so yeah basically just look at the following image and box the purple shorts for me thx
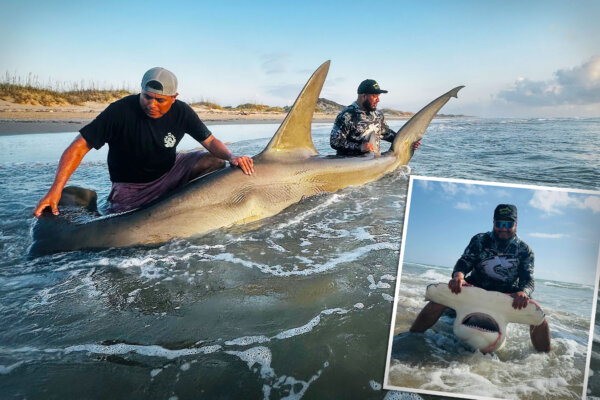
[107,150,205,213]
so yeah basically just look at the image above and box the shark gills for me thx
[30,61,463,255]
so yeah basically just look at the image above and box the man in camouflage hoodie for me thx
[410,204,551,352]
[330,79,420,156]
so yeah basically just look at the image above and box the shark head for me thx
[425,283,545,353]
[454,312,504,353]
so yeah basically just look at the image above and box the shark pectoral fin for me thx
[391,86,464,162]
[504,299,546,326]
[226,183,305,223]
[255,61,330,162]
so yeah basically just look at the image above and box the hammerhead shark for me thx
[30,61,463,255]
[426,283,546,353]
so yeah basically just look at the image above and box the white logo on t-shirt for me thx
[164,132,176,148]
[480,255,519,282]
[360,123,379,140]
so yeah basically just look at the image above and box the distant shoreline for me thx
[0,100,468,135]
[0,116,340,135]
[0,114,472,135]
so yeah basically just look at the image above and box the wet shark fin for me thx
[390,86,464,164]
[256,61,330,161]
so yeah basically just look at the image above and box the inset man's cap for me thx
[494,204,517,221]
[141,67,178,96]
[357,79,388,94]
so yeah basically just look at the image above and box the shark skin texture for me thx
[30,61,463,255]
[426,283,546,353]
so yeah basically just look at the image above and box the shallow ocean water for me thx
[0,118,599,399]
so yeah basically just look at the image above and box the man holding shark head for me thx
[34,67,253,217]
[410,204,551,352]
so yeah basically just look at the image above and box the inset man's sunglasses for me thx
[494,220,515,229]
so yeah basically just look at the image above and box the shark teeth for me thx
[462,313,500,333]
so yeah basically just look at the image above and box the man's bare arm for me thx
[201,135,254,175]
[33,135,92,217]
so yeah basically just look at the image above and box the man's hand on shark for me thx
[361,142,375,153]
[449,271,471,294]
[510,291,529,310]
[361,140,420,154]
[230,156,254,175]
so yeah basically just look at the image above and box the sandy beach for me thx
[0,99,342,135]
[0,98,426,135]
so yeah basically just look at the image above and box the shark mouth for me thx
[461,313,501,333]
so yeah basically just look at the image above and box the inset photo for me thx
[384,176,600,400]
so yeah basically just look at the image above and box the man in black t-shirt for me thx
[34,67,253,216]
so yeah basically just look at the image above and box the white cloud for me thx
[264,83,303,102]
[438,182,487,198]
[529,233,568,239]
[417,180,432,191]
[464,184,486,195]
[440,182,459,195]
[583,196,600,213]
[455,201,473,210]
[497,56,600,106]
[529,191,600,215]
[493,189,510,198]
[260,53,290,74]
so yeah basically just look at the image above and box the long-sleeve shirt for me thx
[452,231,535,296]
[330,102,396,156]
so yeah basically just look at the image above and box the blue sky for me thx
[2,1,599,117]
[402,177,600,285]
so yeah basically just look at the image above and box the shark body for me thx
[30,62,463,255]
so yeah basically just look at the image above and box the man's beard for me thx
[361,99,376,112]
[493,230,516,244]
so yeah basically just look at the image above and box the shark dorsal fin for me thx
[256,61,330,161]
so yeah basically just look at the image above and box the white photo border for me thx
[382,175,600,400]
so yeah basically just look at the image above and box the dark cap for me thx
[141,67,178,96]
[357,79,388,94]
[494,204,517,221]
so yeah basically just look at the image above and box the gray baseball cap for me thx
[141,67,178,96]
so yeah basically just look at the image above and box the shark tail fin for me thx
[255,61,330,161]
[390,86,464,164]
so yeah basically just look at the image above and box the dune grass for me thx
[190,101,226,110]
[1,73,418,117]
[228,103,286,113]
[191,101,286,113]
[0,72,132,106]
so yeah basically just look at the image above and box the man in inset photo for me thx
[409,203,551,353]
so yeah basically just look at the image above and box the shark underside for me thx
[426,283,546,353]
[30,61,463,255]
